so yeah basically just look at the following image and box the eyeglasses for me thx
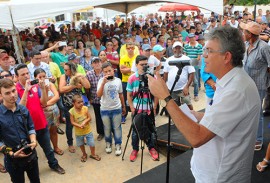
[127,47,135,50]
[203,47,224,56]
[106,44,113,46]
[0,74,12,79]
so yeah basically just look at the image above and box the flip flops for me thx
[81,155,87,162]
[54,149,64,156]
[89,155,101,161]
[256,158,269,172]
[68,146,76,153]
[0,164,7,173]
[57,127,65,135]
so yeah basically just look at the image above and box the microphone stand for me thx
[166,67,183,183]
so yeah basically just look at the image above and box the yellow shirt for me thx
[119,54,138,82]
[49,62,61,89]
[69,106,91,136]
[119,44,140,58]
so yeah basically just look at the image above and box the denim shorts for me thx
[76,132,95,147]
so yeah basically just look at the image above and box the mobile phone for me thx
[45,78,50,86]
[30,79,39,85]
[107,76,114,80]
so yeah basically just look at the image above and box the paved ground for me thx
[1,87,206,183]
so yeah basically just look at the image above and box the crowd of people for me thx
[0,5,270,182]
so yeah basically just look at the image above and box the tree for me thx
[226,0,270,6]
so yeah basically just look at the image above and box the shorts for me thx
[76,132,95,147]
[171,90,192,106]
[43,104,60,126]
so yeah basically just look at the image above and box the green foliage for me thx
[228,0,270,6]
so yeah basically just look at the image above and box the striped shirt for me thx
[126,72,153,114]
[243,39,270,90]
[183,42,203,59]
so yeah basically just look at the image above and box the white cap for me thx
[59,41,67,47]
[172,41,183,49]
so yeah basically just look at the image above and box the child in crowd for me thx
[97,62,126,156]
[69,94,101,162]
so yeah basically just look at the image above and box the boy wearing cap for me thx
[0,49,15,75]
[241,21,270,151]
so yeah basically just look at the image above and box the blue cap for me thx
[142,44,152,51]
[68,53,77,61]
[152,45,164,52]
[188,33,195,38]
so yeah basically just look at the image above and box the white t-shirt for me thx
[191,67,260,183]
[229,21,239,28]
[97,77,123,110]
[131,55,160,74]
[163,55,194,91]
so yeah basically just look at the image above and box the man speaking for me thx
[147,26,261,182]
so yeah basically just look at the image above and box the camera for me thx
[30,79,39,85]
[107,76,114,80]
[139,65,156,87]
[13,139,32,155]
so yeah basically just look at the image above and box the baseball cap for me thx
[59,41,67,47]
[114,28,121,32]
[148,29,153,33]
[91,57,101,63]
[172,41,183,49]
[240,22,261,35]
[261,20,268,24]
[188,33,195,38]
[142,44,152,51]
[198,34,205,40]
[68,53,77,61]
[105,29,110,33]
[152,45,165,52]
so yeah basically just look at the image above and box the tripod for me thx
[122,78,159,174]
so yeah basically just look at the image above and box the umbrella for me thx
[158,3,200,12]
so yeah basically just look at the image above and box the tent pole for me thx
[253,0,257,21]
[9,6,23,64]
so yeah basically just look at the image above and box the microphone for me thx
[168,60,190,68]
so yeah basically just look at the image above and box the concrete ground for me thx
[1,87,206,183]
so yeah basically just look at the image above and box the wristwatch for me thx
[160,95,173,108]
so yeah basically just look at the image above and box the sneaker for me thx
[130,150,138,162]
[121,116,126,124]
[51,164,65,174]
[194,96,199,102]
[105,142,112,154]
[149,148,159,161]
[115,144,122,156]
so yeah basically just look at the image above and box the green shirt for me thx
[50,52,68,74]
[77,64,86,93]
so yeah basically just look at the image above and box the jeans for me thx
[193,66,199,97]
[122,82,129,117]
[257,89,266,143]
[92,103,104,135]
[5,153,40,183]
[101,108,122,145]
[36,127,58,169]
[63,106,73,146]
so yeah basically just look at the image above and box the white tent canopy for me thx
[95,0,223,15]
[0,0,97,30]
[0,0,223,30]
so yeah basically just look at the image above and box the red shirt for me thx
[105,49,119,69]
[16,82,48,130]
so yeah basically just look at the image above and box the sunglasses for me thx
[127,47,135,50]
[0,74,12,79]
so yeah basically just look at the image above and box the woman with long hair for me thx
[76,40,86,57]
[59,62,90,153]
[34,68,64,155]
